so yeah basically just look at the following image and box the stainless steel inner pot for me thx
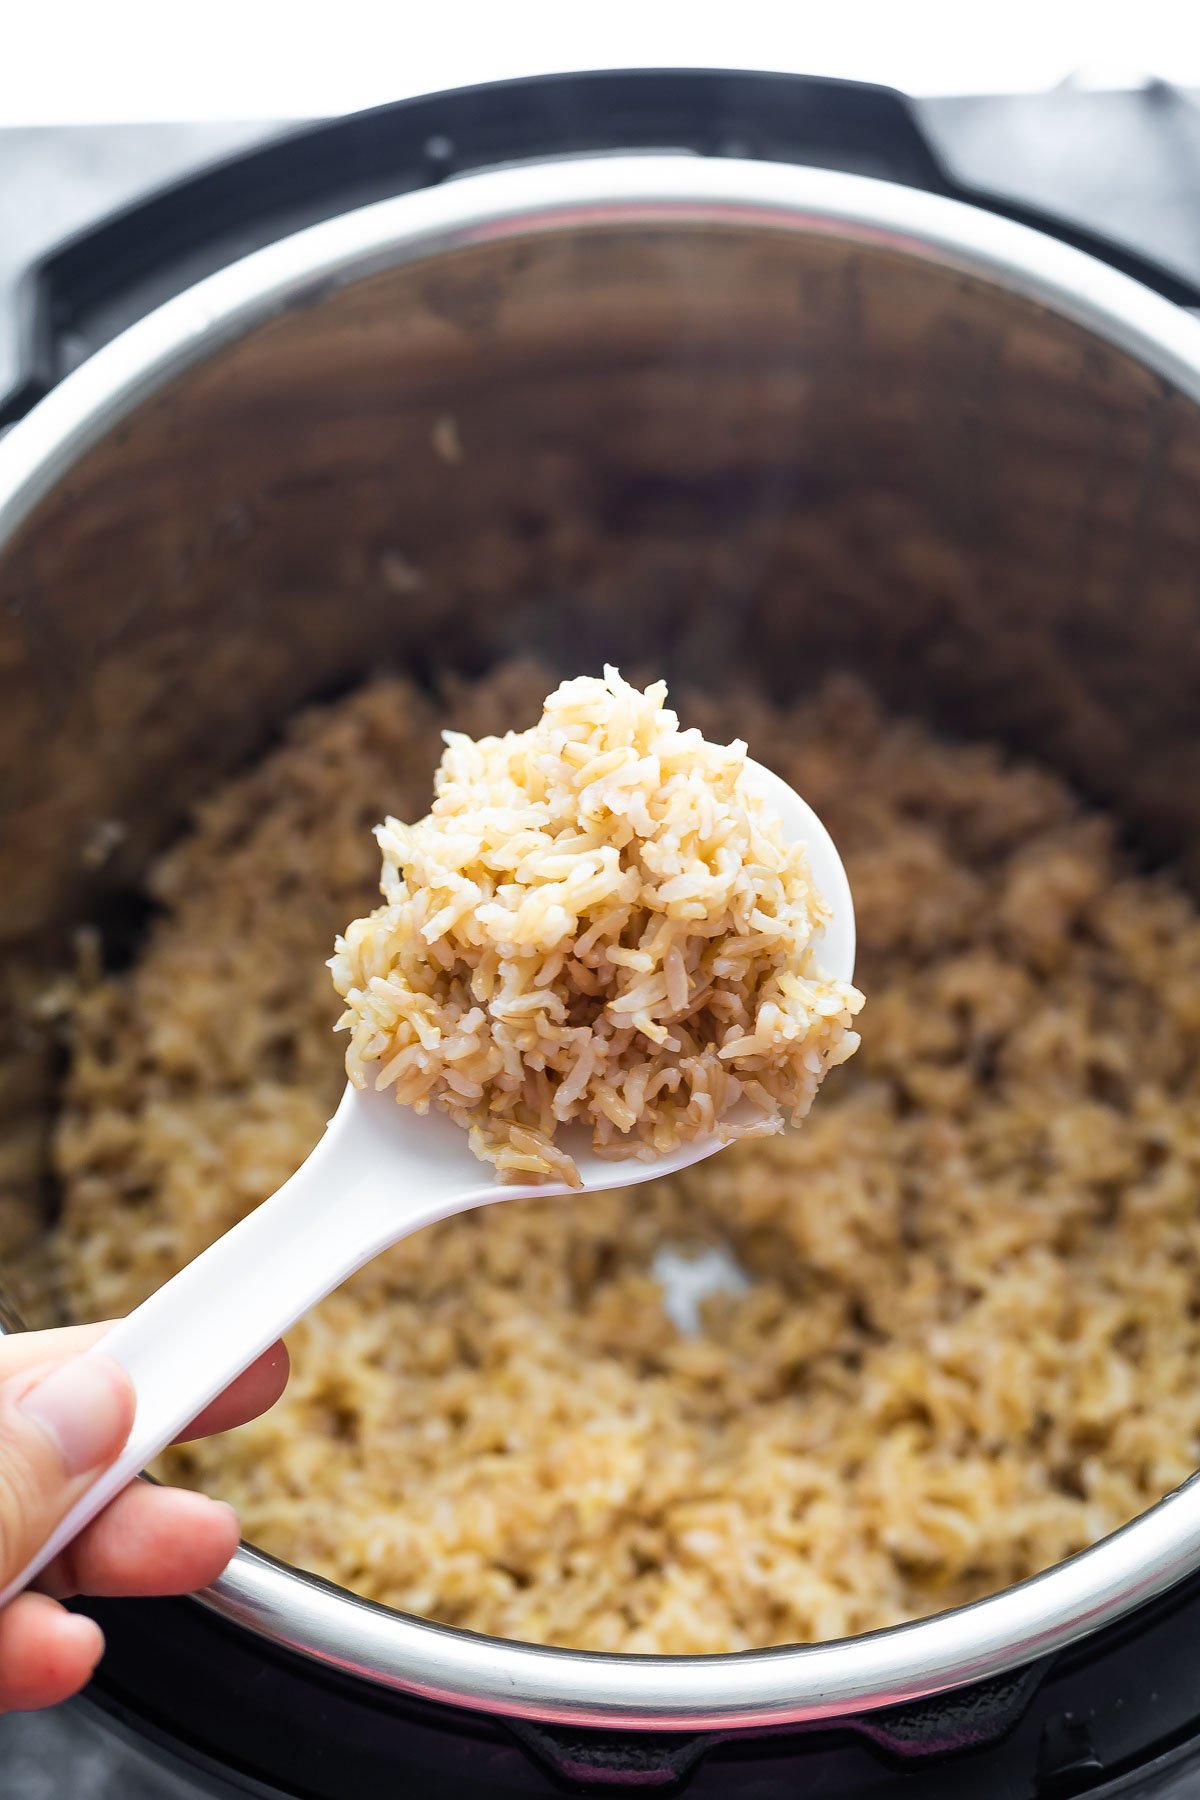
[3,156,1200,1732]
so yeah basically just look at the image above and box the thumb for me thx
[0,1354,135,1592]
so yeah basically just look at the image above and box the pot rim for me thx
[4,152,1200,1731]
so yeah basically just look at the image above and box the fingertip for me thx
[154,1487,242,1582]
[90,1352,138,1446]
[14,1351,136,1478]
[62,1610,105,1675]
[177,1339,291,1442]
[170,1487,239,1528]
[259,1340,291,1403]
[203,1496,242,1557]
[186,1494,242,1589]
[39,1606,105,1703]
[0,1593,105,1712]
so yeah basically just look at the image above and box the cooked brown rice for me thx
[331,668,861,1186]
[48,661,1200,1653]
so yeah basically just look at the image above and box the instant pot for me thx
[4,70,1200,1798]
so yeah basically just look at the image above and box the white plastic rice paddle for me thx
[0,761,854,1610]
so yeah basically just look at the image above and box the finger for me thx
[0,1322,110,1375]
[178,1339,290,1440]
[0,1355,135,1589]
[37,1484,240,1600]
[0,1325,289,1442]
[0,1591,103,1714]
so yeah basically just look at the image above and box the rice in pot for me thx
[43,660,1200,1653]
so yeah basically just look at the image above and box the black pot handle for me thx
[506,1660,1050,1790]
[4,67,1199,431]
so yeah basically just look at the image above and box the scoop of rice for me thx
[330,669,863,1184]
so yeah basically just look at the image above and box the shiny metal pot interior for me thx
[3,157,1200,1730]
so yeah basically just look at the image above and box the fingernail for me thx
[173,1491,241,1536]
[64,1613,106,1673]
[18,1355,133,1476]
[205,1497,242,1554]
[211,1499,240,1536]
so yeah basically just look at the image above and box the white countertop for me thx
[1,0,1198,125]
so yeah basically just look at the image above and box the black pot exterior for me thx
[75,1566,1200,1795]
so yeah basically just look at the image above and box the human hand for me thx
[0,1320,288,1713]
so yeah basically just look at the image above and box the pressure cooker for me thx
[3,71,1200,1797]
